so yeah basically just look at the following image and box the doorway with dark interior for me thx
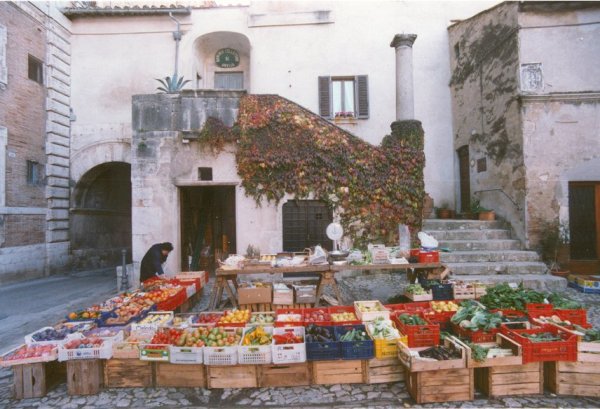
[569,182,600,274]
[457,145,470,214]
[180,186,236,275]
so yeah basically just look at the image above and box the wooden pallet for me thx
[476,363,542,397]
[104,359,154,388]
[206,365,258,389]
[257,363,311,387]
[406,368,474,404]
[155,363,206,388]
[311,360,367,385]
[365,357,405,384]
[66,360,104,396]
[12,361,65,400]
[545,361,600,397]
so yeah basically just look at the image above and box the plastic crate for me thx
[203,327,241,366]
[305,325,341,361]
[365,321,405,359]
[246,312,276,327]
[451,322,499,343]
[354,301,390,322]
[393,313,440,348]
[189,312,223,327]
[139,344,170,362]
[490,308,527,321]
[82,327,126,344]
[334,324,374,360]
[25,327,71,346]
[328,306,361,326]
[500,324,577,364]
[430,283,454,301]
[58,339,112,361]
[0,344,58,367]
[302,308,333,326]
[272,327,306,364]
[422,309,455,331]
[238,326,273,365]
[169,345,203,364]
[130,311,174,332]
[275,308,304,327]
[156,288,187,311]
[554,309,588,326]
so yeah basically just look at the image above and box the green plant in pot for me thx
[540,220,570,276]
[470,199,495,221]
[436,202,452,219]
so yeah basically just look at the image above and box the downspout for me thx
[169,12,182,78]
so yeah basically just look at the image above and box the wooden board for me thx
[257,363,311,387]
[366,358,405,384]
[475,363,542,397]
[545,361,600,397]
[67,360,104,396]
[206,365,258,389]
[406,368,474,404]
[155,363,205,388]
[12,361,65,400]
[104,359,154,388]
[311,360,366,385]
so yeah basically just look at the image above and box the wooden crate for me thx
[457,333,523,369]
[12,361,65,399]
[66,360,104,396]
[206,365,258,389]
[155,363,206,388]
[399,336,466,372]
[475,362,542,397]
[545,361,600,397]
[257,363,311,387]
[406,368,474,404]
[365,357,405,384]
[311,360,366,385]
[104,359,154,388]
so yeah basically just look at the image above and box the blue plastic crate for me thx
[305,325,341,361]
[568,281,600,294]
[334,324,374,360]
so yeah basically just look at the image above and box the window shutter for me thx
[318,76,332,118]
[355,75,369,119]
[0,25,7,87]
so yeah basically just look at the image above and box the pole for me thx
[121,248,128,291]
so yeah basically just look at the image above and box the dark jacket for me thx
[140,244,168,282]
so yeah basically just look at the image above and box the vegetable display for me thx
[218,309,251,325]
[521,332,562,343]
[479,283,545,311]
[306,325,335,342]
[547,293,583,310]
[465,341,514,362]
[451,303,503,332]
[242,326,272,346]
[331,311,358,322]
[579,326,600,343]
[367,317,401,340]
[397,313,427,326]
[418,345,461,361]
[339,328,369,342]
[405,284,427,295]
[273,332,303,345]
[430,301,459,312]
[249,313,275,325]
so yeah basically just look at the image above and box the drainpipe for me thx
[169,12,182,78]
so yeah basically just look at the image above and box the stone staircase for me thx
[422,219,566,291]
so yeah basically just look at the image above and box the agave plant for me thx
[155,74,190,93]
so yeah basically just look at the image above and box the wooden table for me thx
[209,262,444,309]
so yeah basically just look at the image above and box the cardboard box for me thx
[294,284,317,304]
[238,283,272,305]
[273,284,294,305]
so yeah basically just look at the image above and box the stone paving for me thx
[1,278,600,408]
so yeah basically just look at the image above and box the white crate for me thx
[130,311,173,332]
[238,327,273,365]
[83,328,125,344]
[169,345,203,364]
[247,312,276,327]
[203,327,240,366]
[354,301,390,322]
[25,327,69,346]
[272,327,306,364]
[185,285,196,299]
[139,344,170,362]
[58,339,112,361]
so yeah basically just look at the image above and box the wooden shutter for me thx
[355,75,369,119]
[0,25,7,87]
[318,76,332,118]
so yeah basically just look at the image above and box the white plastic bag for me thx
[417,232,439,249]
[309,245,328,265]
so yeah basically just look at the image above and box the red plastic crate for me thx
[156,288,187,311]
[500,324,577,364]
[418,251,440,263]
[490,308,527,321]
[451,322,499,343]
[302,308,333,326]
[328,306,361,326]
[275,308,305,327]
[554,309,588,326]
[384,303,408,313]
[393,312,440,348]
[403,301,432,312]
[422,308,455,328]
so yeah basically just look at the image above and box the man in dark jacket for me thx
[140,242,174,282]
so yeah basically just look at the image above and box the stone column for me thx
[390,34,417,120]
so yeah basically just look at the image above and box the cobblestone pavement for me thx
[1,280,600,408]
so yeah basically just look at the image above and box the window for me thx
[282,200,333,252]
[28,55,43,84]
[0,25,7,87]
[214,72,243,90]
[318,75,369,120]
[26,160,43,186]
[198,167,213,181]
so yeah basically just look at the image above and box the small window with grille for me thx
[282,200,333,252]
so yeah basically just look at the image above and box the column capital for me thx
[390,34,417,49]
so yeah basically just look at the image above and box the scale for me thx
[326,222,348,259]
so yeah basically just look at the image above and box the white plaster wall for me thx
[70,1,500,208]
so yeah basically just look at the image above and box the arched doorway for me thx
[70,162,132,270]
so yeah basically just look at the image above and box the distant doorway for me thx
[569,182,600,273]
[282,200,333,252]
[180,186,236,273]
[457,145,470,213]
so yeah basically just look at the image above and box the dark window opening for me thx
[477,158,487,173]
[26,160,43,186]
[28,55,43,84]
[454,43,460,59]
[569,183,598,260]
[282,200,333,252]
[198,167,213,181]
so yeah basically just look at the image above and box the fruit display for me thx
[242,326,272,346]
[273,331,304,345]
[430,301,459,312]
[83,327,125,340]
[303,309,331,323]
[276,313,303,323]
[64,337,104,350]
[306,324,334,342]
[218,309,251,325]
[204,327,243,347]
[171,315,191,328]
[248,313,275,325]
[174,328,210,347]
[102,299,153,326]
[405,284,427,295]
[1,344,56,364]
[137,312,173,326]
[355,301,387,313]
[141,287,182,305]
[331,311,358,322]
[67,310,101,321]
[366,317,401,340]
[28,326,79,343]
[149,328,184,345]
[190,312,223,325]
[397,313,427,326]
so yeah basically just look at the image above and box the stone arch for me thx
[71,140,131,189]
[193,31,251,90]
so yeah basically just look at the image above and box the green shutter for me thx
[318,76,332,118]
[355,75,369,119]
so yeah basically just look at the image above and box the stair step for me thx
[423,219,506,231]
[446,261,548,276]
[450,274,567,292]
[441,250,540,263]
[425,229,511,241]
[437,239,522,251]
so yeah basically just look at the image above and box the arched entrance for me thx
[70,162,132,270]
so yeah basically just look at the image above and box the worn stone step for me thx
[450,274,567,292]
[437,239,522,251]
[424,229,511,241]
[440,250,541,263]
[422,219,506,231]
[446,261,548,276]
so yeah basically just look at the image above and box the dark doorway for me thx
[457,145,470,213]
[568,182,600,274]
[180,186,236,274]
[282,200,333,252]
[71,162,132,270]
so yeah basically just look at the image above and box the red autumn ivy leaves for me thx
[199,95,425,247]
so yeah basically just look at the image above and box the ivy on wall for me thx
[198,94,425,247]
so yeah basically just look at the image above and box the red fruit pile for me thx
[3,345,55,361]
[303,309,331,323]
[150,328,183,345]
[64,337,104,350]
